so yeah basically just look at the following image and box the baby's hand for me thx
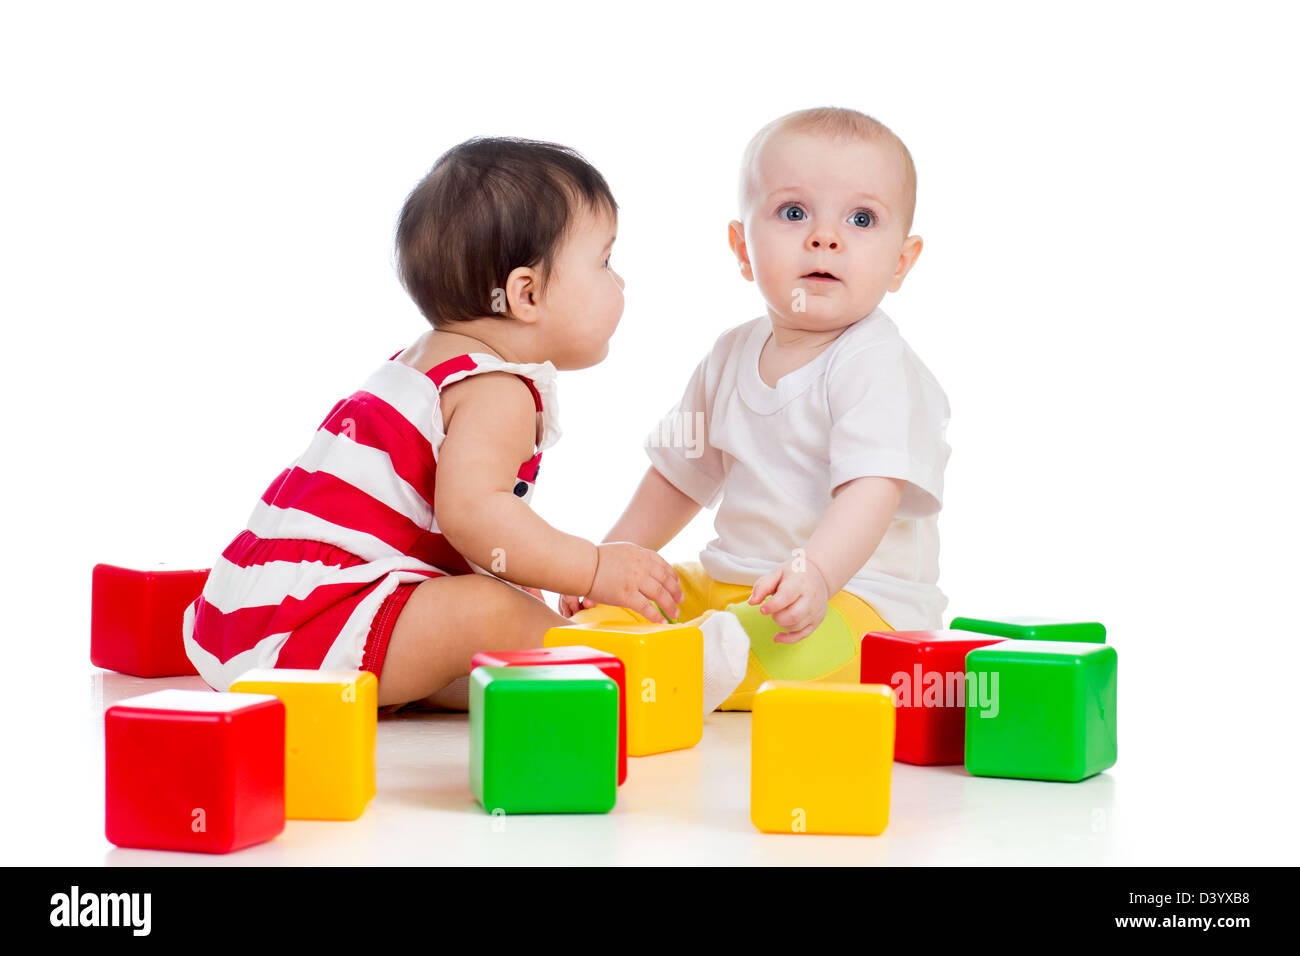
[557,593,594,617]
[584,542,683,624]
[748,557,829,643]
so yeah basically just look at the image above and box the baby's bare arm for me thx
[602,465,703,550]
[434,372,597,595]
[803,476,906,594]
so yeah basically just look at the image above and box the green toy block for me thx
[950,615,1106,643]
[469,664,618,814]
[964,639,1117,782]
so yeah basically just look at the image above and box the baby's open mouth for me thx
[802,271,839,281]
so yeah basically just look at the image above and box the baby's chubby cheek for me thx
[575,323,612,365]
[750,258,799,304]
[765,274,827,318]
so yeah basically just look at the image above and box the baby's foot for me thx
[699,610,751,715]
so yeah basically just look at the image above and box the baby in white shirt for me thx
[561,107,951,711]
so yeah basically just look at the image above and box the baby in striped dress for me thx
[183,137,751,712]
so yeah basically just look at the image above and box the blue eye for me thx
[778,203,806,222]
[849,209,875,228]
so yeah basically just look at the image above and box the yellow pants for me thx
[570,560,893,711]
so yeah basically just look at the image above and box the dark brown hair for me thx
[395,137,618,326]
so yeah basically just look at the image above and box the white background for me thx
[2,0,1297,864]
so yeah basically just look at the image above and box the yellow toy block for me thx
[229,668,377,821]
[544,622,702,756]
[750,681,895,836]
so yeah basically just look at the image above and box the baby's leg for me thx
[377,574,570,709]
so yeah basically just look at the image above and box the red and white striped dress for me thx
[183,349,561,692]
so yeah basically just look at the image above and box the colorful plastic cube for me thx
[91,563,210,677]
[951,615,1105,643]
[750,681,895,836]
[964,639,1118,782]
[861,629,1008,765]
[229,668,377,820]
[105,689,285,853]
[470,664,618,814]
[471,646,627,785]
[544,622,702,756]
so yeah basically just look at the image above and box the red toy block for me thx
[91,563,210,677]
[105,689,285,853]
[471,645,628,786]
[860,630,1007,765]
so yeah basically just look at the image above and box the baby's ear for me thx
[727,219,745,253]
[889,235,924,292]
[904,234,923,264]
[503,264,542,323]
[727,220,752,280]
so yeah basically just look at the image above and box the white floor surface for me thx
[3,668,1294,866]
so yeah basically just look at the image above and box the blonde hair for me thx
[738,107,917,235]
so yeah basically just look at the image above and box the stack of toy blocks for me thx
[543,621,703,756]
[91,563,210,677]
[469,664,619,814]
[471,645,627,785]
[864,615,1117,782]
[750,681,896,835]
[105,689,285,853]
[229,668,378,820]
[947,614,1115,781]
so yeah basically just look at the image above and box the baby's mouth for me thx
[802,271,839,282]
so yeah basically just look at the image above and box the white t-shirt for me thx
[644,307,951,630]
